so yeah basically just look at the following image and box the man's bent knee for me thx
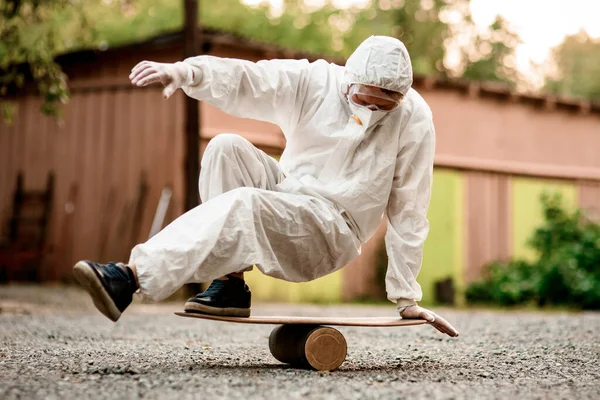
[203,133,252,160]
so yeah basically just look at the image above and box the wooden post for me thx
[182,0,203,296]
[183,0,200,211]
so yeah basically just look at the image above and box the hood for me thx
[343,36,413,96]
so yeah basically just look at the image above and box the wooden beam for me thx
[435,154,600,182]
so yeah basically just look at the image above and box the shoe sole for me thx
[73,261,122,322]
[184,302,251,318]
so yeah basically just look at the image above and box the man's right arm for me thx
[133,56,311,133]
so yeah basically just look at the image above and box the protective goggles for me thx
[348,84,403,111]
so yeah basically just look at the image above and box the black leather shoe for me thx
[184,274,251,317]
[73,260,138,322]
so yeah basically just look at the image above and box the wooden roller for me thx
[175,312,428,370]
[268,324,347,371]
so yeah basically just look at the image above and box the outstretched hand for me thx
[129,61,192,99]
[400,305,459,337]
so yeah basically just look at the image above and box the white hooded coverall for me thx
[129,36,436,310]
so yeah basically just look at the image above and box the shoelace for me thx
[98,262,137,294]
[102,262,130,280]
[202,279,227,297]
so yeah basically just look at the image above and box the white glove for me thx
[129,61,195,99]
[399,304,459,337]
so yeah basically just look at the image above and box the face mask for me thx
[349,102,388,128]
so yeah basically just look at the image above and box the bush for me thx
[466,260,538,306]
[466,194,600,309]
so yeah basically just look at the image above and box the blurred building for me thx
[1,29,599,304]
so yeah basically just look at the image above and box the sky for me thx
[242,0,600,85]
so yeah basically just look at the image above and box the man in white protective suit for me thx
[73,35,459,337]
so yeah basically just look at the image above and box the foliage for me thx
[460,15,520,86]
[86,0,370,58]
[466,194,600,309]
[0,0,91,119]
[465,260,539,306]
[390,0,469,75]
[88,0,183,48]
[201,0,357,57]
[544,31,600,100]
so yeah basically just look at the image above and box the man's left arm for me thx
[384,111,459,337]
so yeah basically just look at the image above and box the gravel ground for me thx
[1,285,599,400]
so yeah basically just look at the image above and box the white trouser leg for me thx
[198,133,284,201]
[199,134,284,274]
[129,134,360,302]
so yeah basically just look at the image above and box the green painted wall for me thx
[511,178,577,261]
[419,169,465,305]
[244,268,343,303]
